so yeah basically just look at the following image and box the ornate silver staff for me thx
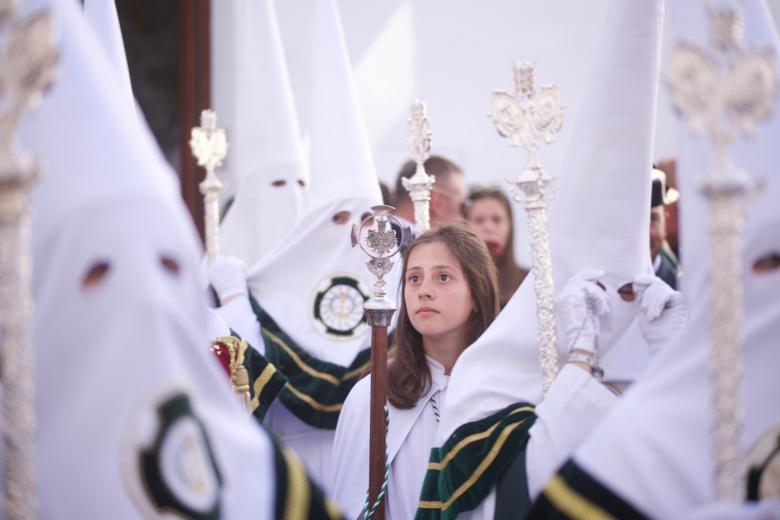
[189,109,228,263]
[0,8,58,519]
[351,206,410,520]
[666,5,778,501]
[402,99,435,235]
[490,61,565,393]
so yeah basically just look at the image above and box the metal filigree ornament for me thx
[189,109,228,263]
[351,205,411,326]
[666,5,778,502]
[402,99,435,235]
[490,61,564,393]
[0,5,58,519]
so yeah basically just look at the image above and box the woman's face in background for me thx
[467,197,511,259]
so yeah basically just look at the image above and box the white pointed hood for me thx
[218,0,308,268]
[572,1,780,515]
[20,0,278,516]
[304,0,382,209]
[438,0,664,444]
[243,0,394,367]
[82,0,133,103]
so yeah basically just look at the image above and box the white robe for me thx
[331,357,448,519]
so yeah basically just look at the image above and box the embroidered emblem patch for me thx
[312,274,369,339]
[124,391,223,519]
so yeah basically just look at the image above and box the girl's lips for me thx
[416,307,439,316]
[485,240,503,257]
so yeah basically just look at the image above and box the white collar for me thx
[426,355,449,391]
[653,253,662,272]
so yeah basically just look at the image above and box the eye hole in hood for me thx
[82,261,111,289]
[753,252,780,274]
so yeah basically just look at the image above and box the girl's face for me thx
[467,197,510,259]
[404,242,475,344]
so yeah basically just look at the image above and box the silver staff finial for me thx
[666,3,778,502]
[351,205,410,312]
[0,6,58,519]
[190,109,228,262]
[402,100,435,235]
[490,61,565,393]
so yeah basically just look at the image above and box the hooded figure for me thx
[217,0,308,268]
[530,1,780,517]
[209,0,398,489]
[19,0,336,517]
[413,2,679,518]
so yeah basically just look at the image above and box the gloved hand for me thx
[208,255,248,305]
[634,274,688,355]
[556,269,610,355]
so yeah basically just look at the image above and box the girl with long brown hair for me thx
[330,222,500,519]
[465,186,529,307]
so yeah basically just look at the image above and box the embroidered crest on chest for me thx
[312,274,369,339]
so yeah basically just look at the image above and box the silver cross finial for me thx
[190,109,228,262]
[402,100,435,235]
[351,205,410,303]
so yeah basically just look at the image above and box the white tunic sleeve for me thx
[330,377,372,519]
[526,363,619,499]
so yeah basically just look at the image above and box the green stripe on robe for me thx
[250,296,377,430]
[416,402,537,519]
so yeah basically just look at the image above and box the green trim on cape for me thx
[416,402,537,519]
[250,296,374,430]
[230,329,288,422]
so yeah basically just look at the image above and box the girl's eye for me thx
[439,273,450,282]
[407,275,420,284]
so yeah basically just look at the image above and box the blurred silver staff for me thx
[490,61,565,393]
[190,108,228,263]
[0,6,58,519]
[666,3,778,501]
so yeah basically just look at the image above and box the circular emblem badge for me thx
[312,274,369,339]
[123,391,223,520]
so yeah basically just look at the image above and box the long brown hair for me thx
[464,187,528,307]
[387,222,500,409]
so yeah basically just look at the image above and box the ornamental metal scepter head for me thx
[190,109,228,262]
[351,205,411,326]
[666,5,778,502]
[0,6,58,519]
[402,99,435,235]
[490,61,564,206]
[490,61,565,393]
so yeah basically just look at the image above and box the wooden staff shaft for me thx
[368,324,388,520]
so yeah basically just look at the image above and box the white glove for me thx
[634,274,688,355]
[556,269,610,355]
[208,255,248,304]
